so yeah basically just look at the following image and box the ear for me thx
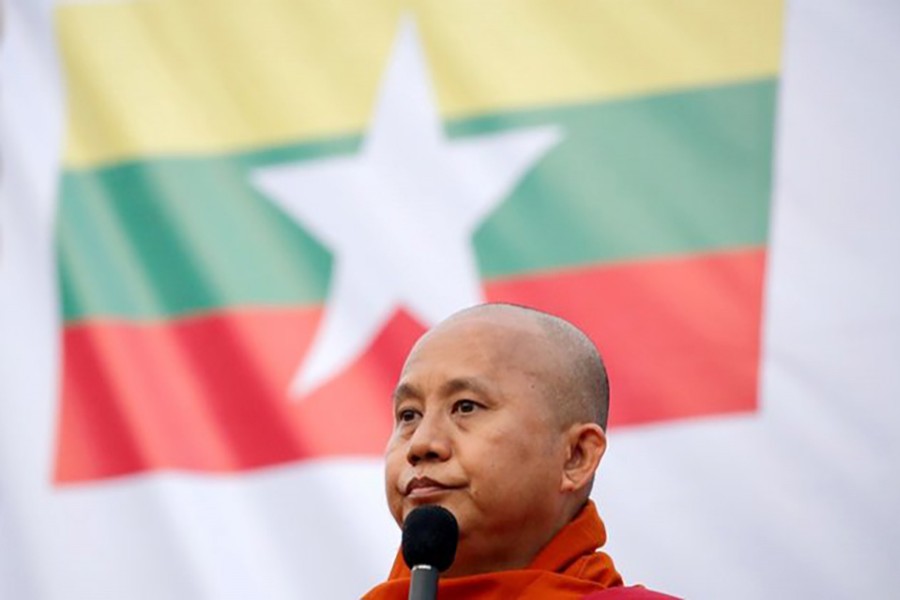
[560,423,607,494]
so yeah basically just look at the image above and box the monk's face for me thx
[385,313,568,575]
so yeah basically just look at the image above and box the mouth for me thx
[404,476,459,499]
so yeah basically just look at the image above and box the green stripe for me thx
[58,78,776,323]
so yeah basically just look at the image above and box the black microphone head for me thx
[401,505,459,573]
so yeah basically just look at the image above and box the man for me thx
[363,303,678,599]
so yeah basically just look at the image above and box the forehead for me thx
[398,315,553,392]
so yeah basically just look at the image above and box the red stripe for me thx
[55,248,765,484]
[487,248,764,427]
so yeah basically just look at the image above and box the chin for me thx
[402,499,449,522]
[404,491,460,516]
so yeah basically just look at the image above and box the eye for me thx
[452,399,480,415]
[397,408,420,424]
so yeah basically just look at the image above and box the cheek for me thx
[468,437,555,506]
[384,446,406,525]
[461,441,520,503]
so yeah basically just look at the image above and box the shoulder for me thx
[582,586,681,600]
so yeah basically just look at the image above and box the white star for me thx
[252,18,562,397]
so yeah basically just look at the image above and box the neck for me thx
[444,501,585,578]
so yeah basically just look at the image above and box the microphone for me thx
[401,505,459,600]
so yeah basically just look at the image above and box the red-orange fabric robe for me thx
[362,501,675,599]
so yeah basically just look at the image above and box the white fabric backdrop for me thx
[600,2,900,596]
[2,0,899,598]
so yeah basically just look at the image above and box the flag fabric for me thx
[51,0,778,485]
[1,1,898,599]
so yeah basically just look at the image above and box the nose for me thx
[406,410,451,466]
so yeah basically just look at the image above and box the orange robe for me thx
[362,501,630,599]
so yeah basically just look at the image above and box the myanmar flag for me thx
[53,1,780,484]
[5,0,900,598]
[36,1,900,599]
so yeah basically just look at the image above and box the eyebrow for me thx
[392,382,422,406]
[440,376,491,399]
[392,376,493,407]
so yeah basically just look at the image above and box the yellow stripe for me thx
[57,0,783,167]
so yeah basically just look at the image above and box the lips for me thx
[404,476,457,497]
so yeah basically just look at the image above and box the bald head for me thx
[428,303,610,431]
